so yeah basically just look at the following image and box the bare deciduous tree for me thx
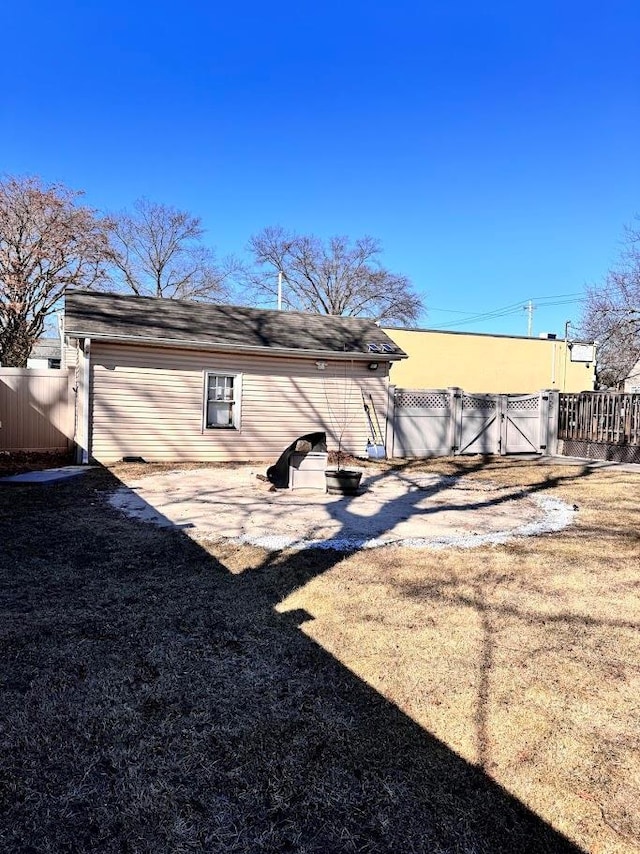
[0,175,111,366]
[581,221,640,387]
[108,199,237,301]
[247,227,423,323]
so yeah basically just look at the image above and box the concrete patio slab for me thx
[108,466,576,551]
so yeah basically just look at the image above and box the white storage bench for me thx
[288,451,328,490]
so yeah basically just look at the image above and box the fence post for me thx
[448,387,462,455]
[545,390,559,455]
[538,390,550,455]
[498,395,507,455]
[385,384,396,459]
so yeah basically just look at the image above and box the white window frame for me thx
[203,371,243,431]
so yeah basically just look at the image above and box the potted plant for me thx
[324,358,363,495]
[325,465,362,495]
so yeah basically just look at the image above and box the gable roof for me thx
[64,290,406,360]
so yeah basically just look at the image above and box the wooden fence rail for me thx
[559,392,640,446]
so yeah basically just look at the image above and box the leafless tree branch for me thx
[107,199,239,303]
[246,226,424,323]
[0,175,111,366]
[580,219,640,387]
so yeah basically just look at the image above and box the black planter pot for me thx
[325,468,362,495]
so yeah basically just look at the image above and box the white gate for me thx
[390,388,554,458]
[457,393,500,454]
[503,394,546,453]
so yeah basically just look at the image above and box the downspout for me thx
[81,338,91,464]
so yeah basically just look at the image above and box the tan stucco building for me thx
[383,327,596,393]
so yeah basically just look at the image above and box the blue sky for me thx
[3,1,639,336]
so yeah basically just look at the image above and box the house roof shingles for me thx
[29,339,61,360]
[64,290,406,360]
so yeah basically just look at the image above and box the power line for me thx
[425,307,479,314]
[429,293,584,316]
[427,293,585,331]
[529,292,584,301]
[431,297,538,324]
[428,304,535,330]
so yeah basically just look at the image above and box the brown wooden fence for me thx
[558,392,640,462]
[0,368,75,452]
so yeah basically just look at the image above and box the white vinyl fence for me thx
[387,387,559,458]
[0,369,75,452]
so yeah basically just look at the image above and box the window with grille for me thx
[204,373,242,429]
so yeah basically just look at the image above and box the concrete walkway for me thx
[0,466,92,485]
[539,455,640,474]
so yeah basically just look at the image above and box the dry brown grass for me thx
[1,455,638,853]
[268,458,640,853]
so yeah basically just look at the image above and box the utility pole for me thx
[524,300,535,336]
[277,271,283,311]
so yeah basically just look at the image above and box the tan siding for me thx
[89,343,390,462]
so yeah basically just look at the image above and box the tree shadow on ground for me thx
[0,462,590,853]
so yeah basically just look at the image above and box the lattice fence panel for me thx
[507,397,539,411]
[462,395,496,410]
[395,391,451,409]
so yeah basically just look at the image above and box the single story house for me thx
[0,338,61,369]
[64,290,406,464]
[382,326,596,393]
[27,338,62,369]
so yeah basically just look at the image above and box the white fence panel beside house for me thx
[390,387,557,458]
[0,369,74,452]
[391,389,453,457]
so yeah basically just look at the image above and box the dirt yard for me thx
[0,456,638,853]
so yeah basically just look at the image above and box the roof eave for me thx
[64,330,408,361]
